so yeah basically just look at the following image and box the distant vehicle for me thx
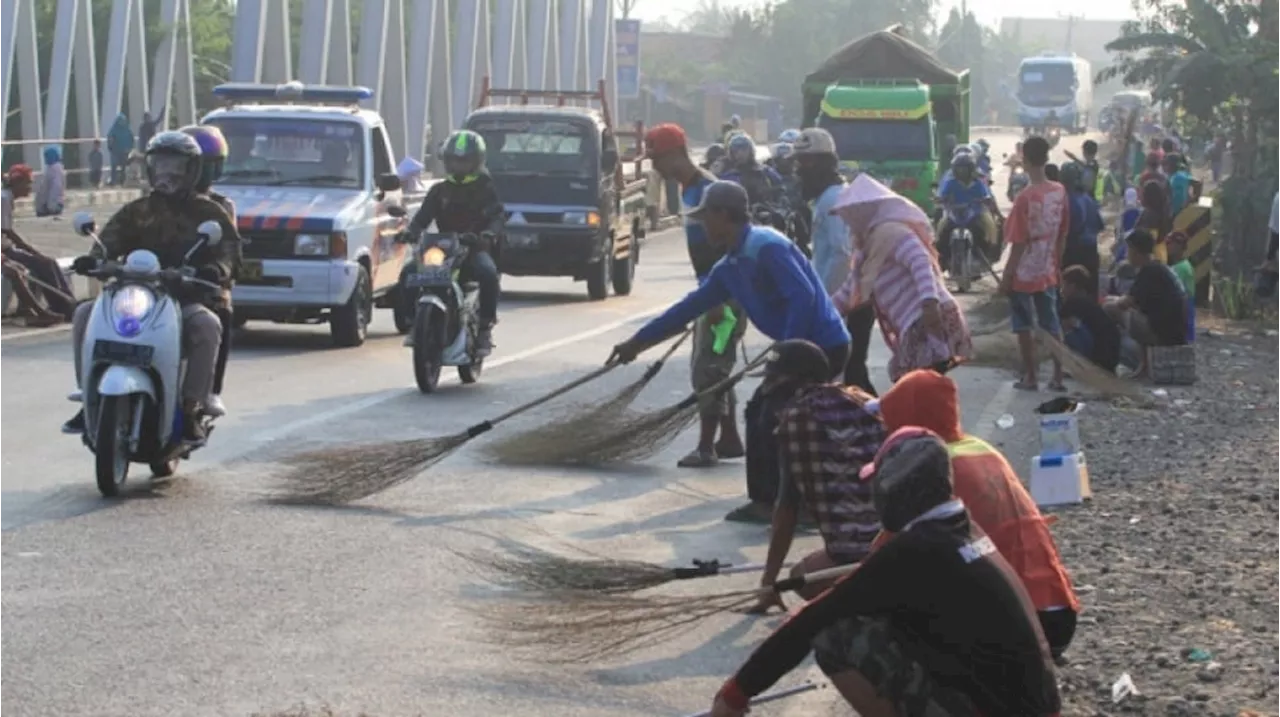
[1016,53,1093,135]
[1100,89,1153,132]
[463,78,648,301]
[203,82,423,348]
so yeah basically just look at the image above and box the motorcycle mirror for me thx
[73,211,96,237]
[196,220,223,246]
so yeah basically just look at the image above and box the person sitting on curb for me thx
[1059,265,1122,375]
[2,165,75,324]
[875,369,1082,660]
[746,339,885,614]
[707,427,1062,717]
[1104,229,1187,378]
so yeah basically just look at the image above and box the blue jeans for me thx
[1009,288,1062,335]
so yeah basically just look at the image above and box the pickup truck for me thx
[202,82,424,347]
[463,79,647,300]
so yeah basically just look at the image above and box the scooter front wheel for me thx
[412,307,445,394]
[94,395,132,497]
[952,231,973,294]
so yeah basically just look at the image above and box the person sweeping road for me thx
[747,339,885,613]
[607,180,851,524]
[876,369,1081,659]
[707,427,1062,717]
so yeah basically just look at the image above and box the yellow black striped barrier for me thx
[1173,198,1213,306]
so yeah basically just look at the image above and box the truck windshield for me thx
[207,117,366,188]
[1018,64,1076,107]
[470,119,595,176]
[817,116,933,162]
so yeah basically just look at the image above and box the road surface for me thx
[2,129,1065,717]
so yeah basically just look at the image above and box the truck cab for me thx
[202,82,419,347]
[816,80,938,212]
[462,79,647,301]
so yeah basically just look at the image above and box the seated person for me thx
[1104,230,1187,376]
[935,153,998,266]
[1060,265,1121,374]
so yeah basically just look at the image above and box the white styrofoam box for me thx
[1038,405,1083,458]
[1029,452,1091,507]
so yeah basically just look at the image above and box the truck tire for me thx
[611,231,636,297]
[330,265,372,347]
[586,240,611,301]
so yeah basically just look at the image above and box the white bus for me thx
[1016,53,1093,134]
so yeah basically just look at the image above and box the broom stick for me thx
[680,682,820,717]
[1,258,79,306]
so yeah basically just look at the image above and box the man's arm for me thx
[762,242,821,340]
[632,268,732,345]
[810,194,852,295]
[479,184,506,235]
[94,201,143,259]
[195,199,240,283]
[1000,196,1027,293]
[406,183,441,235]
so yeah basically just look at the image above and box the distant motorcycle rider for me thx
[702,143,727,174]
[404,129,503,354]
[719,134,782,206]
[935,151,1000,267]
[62,131,238,442]
[181,124,239,419]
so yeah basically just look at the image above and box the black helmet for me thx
[704,143,726,165]
[145,130,202,198]
[763,339,831,387]
[1059,161,1084,192]
[439,129,487,182]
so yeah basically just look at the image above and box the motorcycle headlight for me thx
[422,247,446,266]
[294,234,330,256]
[563,211,601,227]
[111,285,154,337]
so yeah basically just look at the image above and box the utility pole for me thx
[959,0,968,66]
[1064,13,1078,54]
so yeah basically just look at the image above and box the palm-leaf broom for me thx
[460,542,782,594]
[472,563,855,663]
[680,682,819,717]
[524,348,772,466]
[484,327,695,465]
[274,363,621,505]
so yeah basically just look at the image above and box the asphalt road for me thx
[1,129,1079,717]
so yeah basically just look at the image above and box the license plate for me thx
[506,232,538,249]
[240,260,263,281]
[405,266,452,288]
[93,340,154,367]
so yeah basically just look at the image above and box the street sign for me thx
[616,19,641,99]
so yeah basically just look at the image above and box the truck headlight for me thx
[563,211,601,227]
[294,234,330,256]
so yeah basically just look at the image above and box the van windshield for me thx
[208,117,365,188]
[470,118,596,177]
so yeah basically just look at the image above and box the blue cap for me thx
[687,180,749,219]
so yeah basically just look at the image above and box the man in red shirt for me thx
[1000,135,1069,391]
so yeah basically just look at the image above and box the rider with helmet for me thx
[936,151,1000,267]
[62,131,240,442]
[179,125,240,419]
[702,143,727,174]
[404,129,504,354]
[719,134,783,206]
[972,138,993,181]
[777,128,802,145]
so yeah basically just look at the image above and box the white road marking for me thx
[249,305,668,445]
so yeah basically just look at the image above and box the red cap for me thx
[644,123,687,157]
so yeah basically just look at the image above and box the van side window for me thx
[371,126,393,178]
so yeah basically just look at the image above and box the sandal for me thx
[724,502,773,524]
[1013,380,1039,391]
[714,440,745,460]
[1047,380,1068,393]
[677,449,719,469]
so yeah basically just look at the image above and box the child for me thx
[1166,231,1196,342]
[1059,265,1121,373]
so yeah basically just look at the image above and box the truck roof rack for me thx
[212,82,375,108]
[475,77,647,181]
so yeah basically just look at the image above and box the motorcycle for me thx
[393,225,488,394]
[68,211,224,497]
[941,201,989,294]
[752,201,812,258]
[1007,162,1030,203]
[1046,125,1062,148]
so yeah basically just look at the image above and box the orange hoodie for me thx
[875,370,1081,613]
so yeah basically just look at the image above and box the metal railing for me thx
[2,136,150,190]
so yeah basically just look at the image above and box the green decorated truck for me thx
[801,26,971,214]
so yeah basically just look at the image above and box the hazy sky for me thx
[633,0,1138,28]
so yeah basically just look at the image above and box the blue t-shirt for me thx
[938,176,990,208]
[681,170,722,280]
[1067,192,1104,247]
[635,225,850,350]
[1169,171,1191,215]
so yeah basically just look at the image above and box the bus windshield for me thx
[817,115,933,162]
[208,117,366,188]
[1018,63,1077,107]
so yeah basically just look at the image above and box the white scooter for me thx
[69,212,225,497]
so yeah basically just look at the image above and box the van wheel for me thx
[586,242,611,301]
[330,265,372,347]
[611,241,635,296]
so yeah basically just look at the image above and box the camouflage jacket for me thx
[94,193,241,307]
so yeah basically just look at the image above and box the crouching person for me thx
[708,427,1062,717]
[877,368,1082,659]
[747,340,885,614]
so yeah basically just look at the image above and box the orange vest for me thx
[870,437,1080,614]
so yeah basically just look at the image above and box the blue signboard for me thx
[615,19,641,99]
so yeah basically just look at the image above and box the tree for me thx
[1100,0,1279,277]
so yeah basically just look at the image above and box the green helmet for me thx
[439,129,487,182]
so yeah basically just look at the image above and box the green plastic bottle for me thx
[711,306,738,355]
